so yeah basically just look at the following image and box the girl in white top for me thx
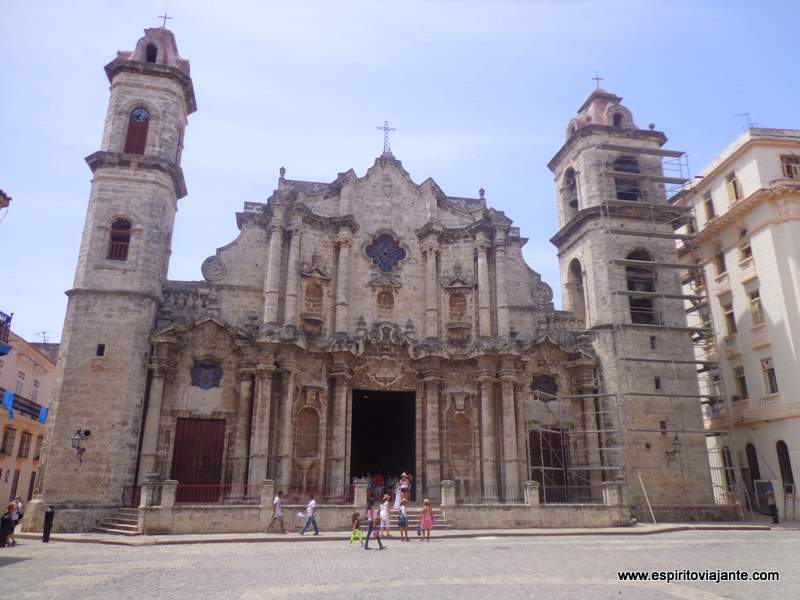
[379,494,391,537]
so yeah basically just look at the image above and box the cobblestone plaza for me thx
[2,530,797,599]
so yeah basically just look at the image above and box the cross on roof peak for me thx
[158,11,173,28]
[592,73,604,90]
[377,121,396,154]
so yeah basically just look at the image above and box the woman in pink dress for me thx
[419,498,434,542]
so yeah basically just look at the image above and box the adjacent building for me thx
[676,128,800,520]
[0,330,56,503]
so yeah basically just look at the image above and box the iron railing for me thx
[457,485,527,504]
[176,483,262,504]
[284,484,354,505]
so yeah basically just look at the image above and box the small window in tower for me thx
[625,249,656,324]
[613,156,640,201]
[124,107,150,155]
[107,218,132,261]
[564,168,579,212]
[146,43,158,63]
[96,344,106,357]
[659,420,667,435]
[649,335,657,350]
[613,113,623,127]
[654,376,661,390]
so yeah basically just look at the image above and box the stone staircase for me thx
[93,508,141,536]
[386,506,452,530]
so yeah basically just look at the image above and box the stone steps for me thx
[93,509,141,536]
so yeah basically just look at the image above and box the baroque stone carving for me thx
[201,255,226,282]
[190,361,222,390]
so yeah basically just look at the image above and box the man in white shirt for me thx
[266,490,285,533]
[299,494,320,535]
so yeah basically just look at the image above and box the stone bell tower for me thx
[27,27,196,531]
[548,89,715,514]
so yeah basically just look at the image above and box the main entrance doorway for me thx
[350,389,415,494]
[170,417,225,502]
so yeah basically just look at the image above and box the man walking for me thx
[299,494,320,535]
[266,490,285,533]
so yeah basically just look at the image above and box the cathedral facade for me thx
[30,28,723,532]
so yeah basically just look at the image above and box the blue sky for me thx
[1,0,797,343]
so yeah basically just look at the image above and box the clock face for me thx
[131,107,150,124]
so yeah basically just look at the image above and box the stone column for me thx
[262,207,285,323]
[283,221,303,326]
[494,229,510,337]
[478,374,498,492]
[232,368,254,489]
[260,479,276,508]
[248,363,275,486]
[475,234,492,337]
[327,365,351,489]
[514,381,529,485]
[602,481,624,506]
[277,368,296,489]
[499,371,519,491]
[138,360,171,482]
[353,478,368,508]
[334,229,352,333]
[423,376,442,499]
[423,245,440,338]
[440,480,456,506]
[523,480,540,506]
[161,479,179,508]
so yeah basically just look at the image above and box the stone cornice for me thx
[67,287,161,304]
[86,151,188,199]
[104,59,197,114]
[547,125,667,172]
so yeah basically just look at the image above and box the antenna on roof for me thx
[37,331,50,344]
[735,113,758,130]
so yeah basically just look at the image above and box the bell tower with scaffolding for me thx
[548,89,741,520]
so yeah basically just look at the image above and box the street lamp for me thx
[71,429,91,462]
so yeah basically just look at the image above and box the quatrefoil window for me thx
[365,234,406,273]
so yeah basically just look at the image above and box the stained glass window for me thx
[365,234,406,272]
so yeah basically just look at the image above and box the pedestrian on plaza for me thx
[380,493,391,537]
[398,498,410,541]
[299,494,320,535]
[419,498,434,542]
[399,472,410,503]
[349,511,365,546]
[266,490,285,533]
[0,503,15,547]
[375,471,385,498]
[393,479,402,511]
[366,473,374,501]
[766,489,780,524]
[364,500,384,550]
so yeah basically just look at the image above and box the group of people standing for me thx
[355,471,413,506]
[351,494,434,549]
[0,497,24,547]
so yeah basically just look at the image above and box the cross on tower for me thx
[376,121,396,154]
[158,12,172,28]
[592,73,604,90]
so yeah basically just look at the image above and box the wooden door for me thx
[170,418,226,502]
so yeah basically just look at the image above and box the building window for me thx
[613,112,623,127]
[613,156,641,201]
[722,303,737,336]
[781,156,800,178]
[365,234,406,272]
[654,376,661,391]
[376,289,394,312]
[749,290,764,326]
[17,432,31,458]
[31,379,39,402]
[33,435,43,460]
[625,249,656,324]
[123,106,150,155]
[776,440,795,494]
[733,366,749,400]
[715,251,727,275]
[1,428,15,455]
[649,335,657,350]
[745,443,761,482]
[563,168,579,214]
[738,230,753,262]
[96,344,106,357]
[704,193,715,221]
[659,420,667,435]
[145,43,158,63]
[107,218,132,261]
[15,378,24,395]
[726,172,743,201]
[762,357,779,394]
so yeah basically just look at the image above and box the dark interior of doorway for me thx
[350,389,415,485]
